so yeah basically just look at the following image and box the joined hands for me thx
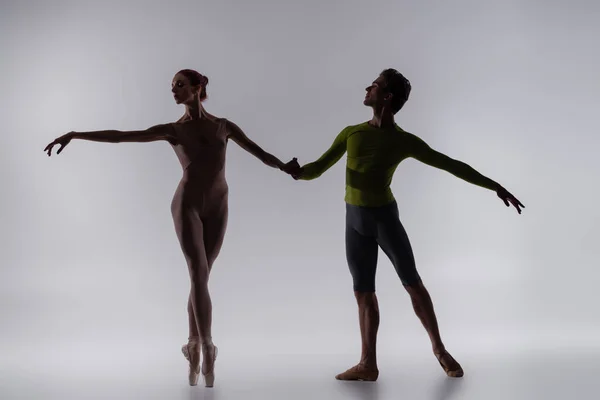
[281,157,303,179]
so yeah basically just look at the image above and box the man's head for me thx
[363,69,411,114]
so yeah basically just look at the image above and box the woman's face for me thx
[171,73,200,105]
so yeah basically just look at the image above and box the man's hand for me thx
[496,186,525,214]
[281,157,303,179]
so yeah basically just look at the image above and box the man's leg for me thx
[404,282,463,377]
[336,204,380,381]
[354,291,380,370]
[377,202,463,377]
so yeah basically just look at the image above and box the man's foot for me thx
[434,350,464,377]
[335,364,379,381]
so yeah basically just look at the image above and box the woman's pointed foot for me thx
[201,343,218,388]
[181,338,201,386]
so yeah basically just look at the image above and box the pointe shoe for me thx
[201,344,218,388]
[434,350,464,378]
[181,340,201,386]
[335,364,379,381]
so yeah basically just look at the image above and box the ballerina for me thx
[44,68,298,387]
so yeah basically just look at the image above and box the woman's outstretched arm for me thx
[44,124,178,156]
[71,123,177,143]
[226,120,286,170]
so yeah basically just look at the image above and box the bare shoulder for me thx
[221,118,244,139]
[146,122,177,135]
[169,116,188,135]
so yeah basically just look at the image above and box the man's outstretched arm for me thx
[411,141,500,190]
[409,136,525,213]
[290,127,350,180]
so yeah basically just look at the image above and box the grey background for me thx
[1,0,599,399]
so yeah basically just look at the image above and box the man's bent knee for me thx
[403,280,426,297]
[402,275,423,289]
[354,290,378,303]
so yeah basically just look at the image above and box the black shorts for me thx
[345,200,421,292]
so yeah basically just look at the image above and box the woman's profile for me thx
[44,69,299,387]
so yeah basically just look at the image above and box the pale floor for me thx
[1,347,598,400]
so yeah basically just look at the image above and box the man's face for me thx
[363,75,390,108]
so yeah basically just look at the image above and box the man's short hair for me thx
[380,69,411,114]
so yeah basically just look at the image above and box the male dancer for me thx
[283,69,524,381]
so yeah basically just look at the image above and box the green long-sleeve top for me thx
[299,122,499,207]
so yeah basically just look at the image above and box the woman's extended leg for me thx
[172,206,213,386]
[186,201,228,344]
[187,294,199,339]
[197,200,228,384]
